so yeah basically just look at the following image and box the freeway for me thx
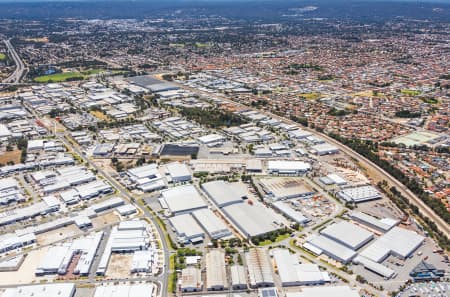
[2,39,26,84]
[169,79,450,239]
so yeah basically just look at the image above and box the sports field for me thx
[33,68,105,83]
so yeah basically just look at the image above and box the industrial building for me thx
[353,255,396,279]
[127,164,167,192]
[222,202,286,238]
[409,261,445,282]
[320,221,374,250]
[273,249,330,286]
[93,284,154,297]
[272,201,310,225]
[35,232,103,276]
[169,214,204,244]
[201,180,247,207]
[1,283,76,297]
[310,143,339,155]
[337,185,382,203]
[192,208,232,239]
[97,220,154,276]
[286,286,360,297]
[131,250,159,274]
[165,162,192,183]
[245,249,274,288]
[359,227,424,263]
[205,250,227,290]
[180,267,203,292]
[0,177,25,205]
[230,265,247,289]
[258,177,314,201]
[349,212,399,233]
[267,161,311,175]
[0,195,60,226]
[319,173,347,186]
[304,235,357,264]
[160,185,207,215]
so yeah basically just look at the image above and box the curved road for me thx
[2,39,26,84]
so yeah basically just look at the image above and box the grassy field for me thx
[195,42,211,48]
[299,92,322,100]
[401,89,421,96]
[34,69,105,83]
[0,53,6,61]
[258,233,291,246]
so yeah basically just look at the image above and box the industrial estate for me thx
[0,1,448,297]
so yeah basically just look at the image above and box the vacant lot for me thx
[0,150,21,165]
[105,253,132,279]
[34,69,105,83]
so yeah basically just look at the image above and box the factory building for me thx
[160,185,207,215]
[359,227,424,263]
[259,177,315,201]
[192,208,232,240]
[272,249,330,286]
[201,180,247,208]
[165,162,192,183]
[304,235,357,264]
[222,202,286,238]
[267,161,311,175]
[230,265,247,290]
[93,284,154,297]
[348,212,399,233]
[310,143,339,156]
[206,250,227,291]
[272,201,310,225]
[320,221,374,250]
[286,286,360,297]
[245,249,274,288]
[1,283,76,297]
[180,267,203,292]
[169,214,204,244]
[0,177,25,205]
[337,185,382,203]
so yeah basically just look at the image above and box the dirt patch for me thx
[91,212,120,229]
[0,247,49,285]
[36,224,83,246]
[105,253,132,279]
[0,150,22,165]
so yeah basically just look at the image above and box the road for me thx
[170,80,450,239]
[57,132,171,297]
[2,39,26,84]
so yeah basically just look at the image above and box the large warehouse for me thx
[93,284,154,297]
[286,286,360,297]
[359,227,424,263]
[192,208,232,240]
[205,250,227,291]
[1,284,75,297]
[337,185,382,203]
[267,161,311,175]
[273,249,330,286]
[349,212,399,233]
[222,202,286,238]
[201,180,246,207]
[304,235,357,264]
[320,221,374,250]
[245,249,274,288]
[258,177,315,201]
[169,214,204,244]
[160,185,207,215]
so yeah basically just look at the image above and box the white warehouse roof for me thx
[267,161,311,174]
[161,185,207,214]
[201,180,246,207]
[93,284,154,297]
[1,283,75,297]
[286,286,359,297]
[359,227,424,263]
[320,221,374,250]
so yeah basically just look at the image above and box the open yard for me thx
[34,69,105,83]
[105,253,133,279]
[0,150,22,165]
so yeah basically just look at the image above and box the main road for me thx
[169,79,450,238]
[2,39,26,84]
